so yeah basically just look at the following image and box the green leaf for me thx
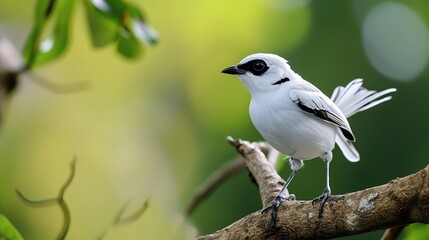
[125,3,159,45]
[23,0,158,65]
[22,0,75,68]
[130,19,159,45]
[22,0,54,68]
[85,6,118,47]
[117,30,142,59]
[84,0,123,47]
[36,0,74,66]
[0,214,24,240]
[84,0,158,59]
[91,0,127,19]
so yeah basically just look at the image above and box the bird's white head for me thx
[222,53,296,95]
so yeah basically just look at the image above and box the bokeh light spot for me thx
[362,2,429,82]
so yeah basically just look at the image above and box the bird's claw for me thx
[312,188,331,217]
[261,194,295,226]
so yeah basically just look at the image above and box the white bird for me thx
[221,53,396,219]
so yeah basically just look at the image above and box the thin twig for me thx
[26,72,91,94]
[115,198,150,225]
[16,157,77,240]
[98,198,150,240]
[15,190,57,207]
[56,157,77,240]
[186,156,246,217]
[381,225,407,240]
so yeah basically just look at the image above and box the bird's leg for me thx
[262,157,302,226]
[312,152,332,217]
[262,170,296,226]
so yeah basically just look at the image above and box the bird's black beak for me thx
[221,66,246,75]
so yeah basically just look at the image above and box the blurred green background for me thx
[0,0,428,239]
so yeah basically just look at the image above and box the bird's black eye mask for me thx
[237,59,269,76]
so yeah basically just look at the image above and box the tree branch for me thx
[186,140,280,217]
[196,137,429,240]
[226,137,287,208]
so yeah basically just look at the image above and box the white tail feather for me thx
[331,79,396,162]
[335,129,359,162]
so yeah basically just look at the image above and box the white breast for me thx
[249,90,337,160]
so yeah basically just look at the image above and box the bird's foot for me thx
[261,194,295,226]
[312,188,331,218]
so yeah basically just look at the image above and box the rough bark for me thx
[186,142,280,217]
[196,137,429,240]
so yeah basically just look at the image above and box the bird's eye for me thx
[236,59,269,76]
[253,60,267,72]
